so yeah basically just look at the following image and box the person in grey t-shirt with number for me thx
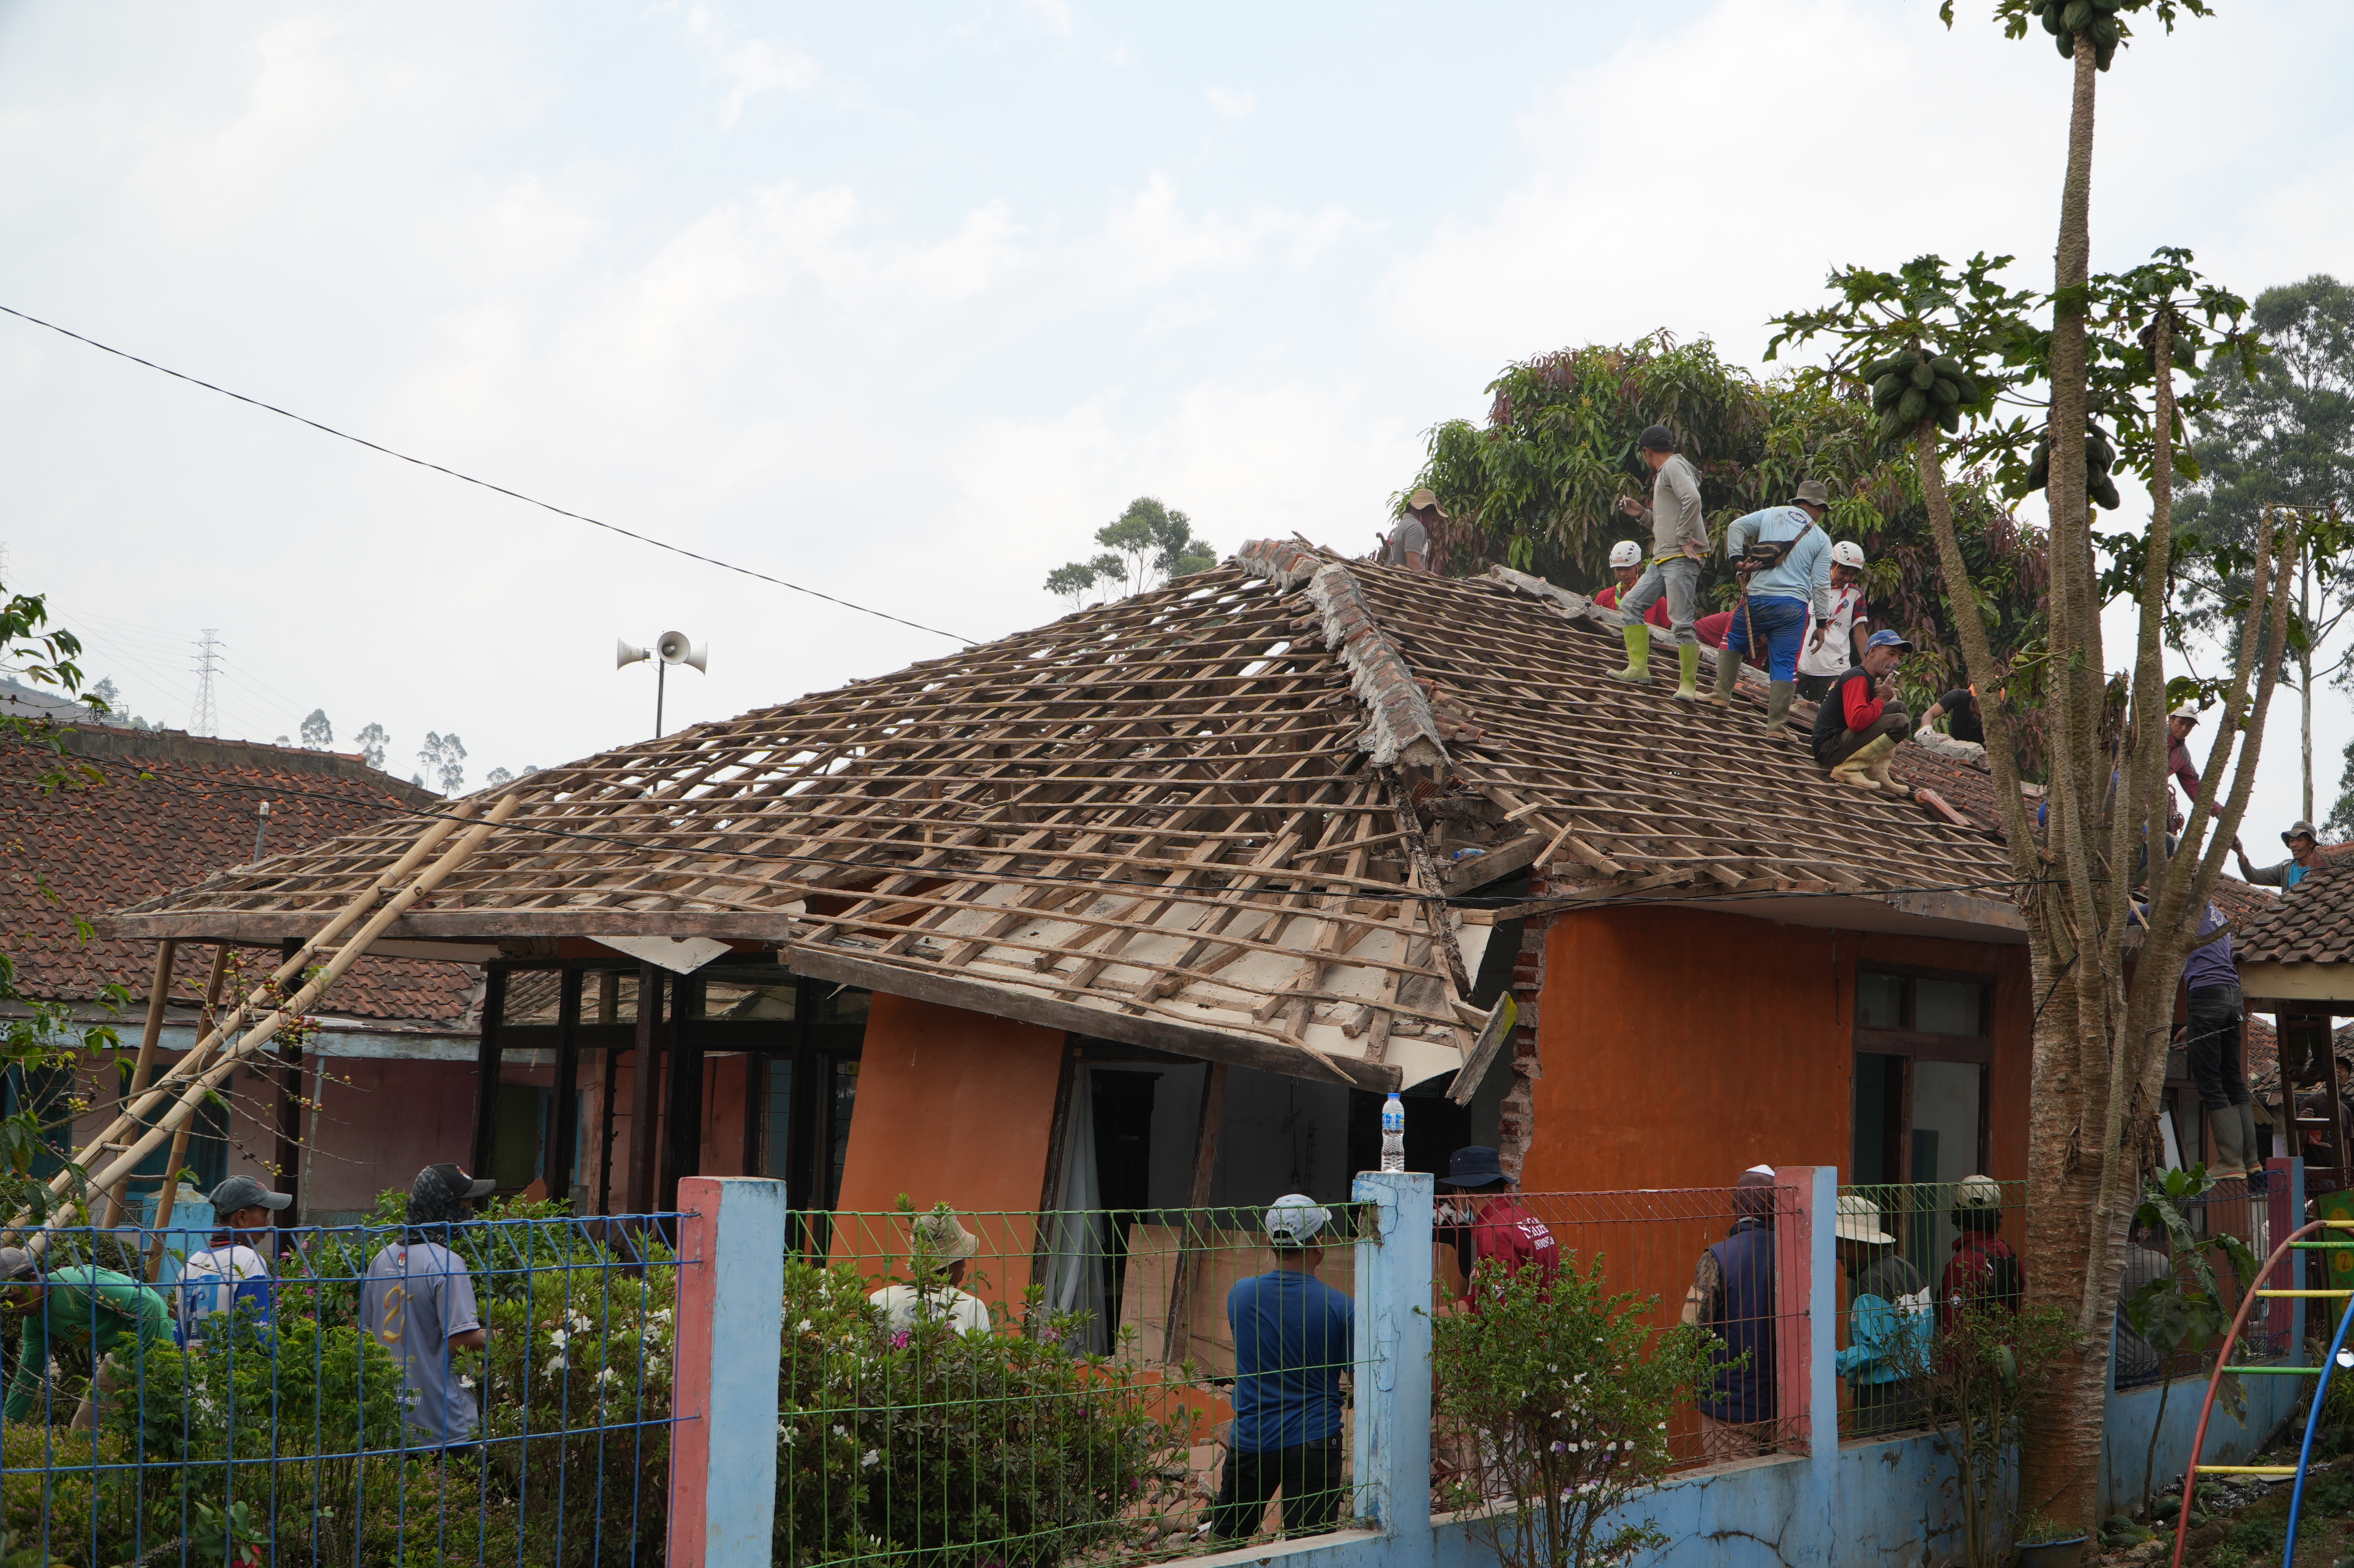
[361,1163,495,1449]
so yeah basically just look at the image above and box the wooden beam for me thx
[1162,1061,1228,1364]
[627,962,662,1214]
[1438,832,1545,895]
[548,968,584,1200]
[784,947,1402,1091]
[469,966,509,1185]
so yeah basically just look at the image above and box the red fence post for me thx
[1773,1166,1814,1454]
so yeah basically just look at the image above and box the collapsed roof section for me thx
[105,544,2027,1087]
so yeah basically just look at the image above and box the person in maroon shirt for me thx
[1437,1146,1560,1312]
[2164,703,2203,833]
[1936,1176,2022,1337]
[1595,541,1672,631]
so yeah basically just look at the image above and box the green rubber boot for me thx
[1610,623,1652,683]
[1708,647,1739,706]
[1766,680,1794,731]
[1671,642,1702,702]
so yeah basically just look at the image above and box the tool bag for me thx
[1739,518,1818,572]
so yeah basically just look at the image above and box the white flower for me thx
[860,1449,880,1468]
[547,1355,568,1372]
[832,1425,848,1438]
[599,1368,620,1385]
[548,1329,571,1348]
[652,1308,673,1325]
[569,1311,593,1333]
[459,1375,476,1390]
[797,1320,813,1333]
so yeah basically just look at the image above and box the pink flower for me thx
[890,1331,911,1350]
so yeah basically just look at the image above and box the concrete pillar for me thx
[1352,1168,1434,1545]
[667,1175,787,1568]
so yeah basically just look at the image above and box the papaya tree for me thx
[1775,0,2288,1518]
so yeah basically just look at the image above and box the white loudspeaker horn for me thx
[656,630,708,673]
[616,638,651,669]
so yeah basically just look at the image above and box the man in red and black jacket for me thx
[1436,1146,1560,1312]
[1810,628,1915,795]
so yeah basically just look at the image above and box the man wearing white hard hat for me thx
[2162,702,2204,833]
[1833,1195,1933,1436]
[1380,489,1442,572]
[1210,1195,1356,1542]
[1796,540,1872,702]
[1594,540,1671,631]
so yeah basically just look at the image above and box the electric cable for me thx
[0,303,979,645]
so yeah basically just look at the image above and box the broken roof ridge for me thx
[1236,539,1450,780]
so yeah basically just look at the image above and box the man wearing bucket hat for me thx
[1833,1195,1934,1436]
[1811,629,1916,796]
[1381,489,1442,572]
[1593,540,1672,631]
[1610,425,1710,698]
[870,1209,992,1335]
[2236,820,2328,893]
[1797,540,1872,701]
[1437,1145,1559,1310]
[1711,481,1835,732]
[1210,1194,1356,1542]
[360,1162,497,1449]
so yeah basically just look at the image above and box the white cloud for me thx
[1206,86,1256,121]
[681,4,821,127]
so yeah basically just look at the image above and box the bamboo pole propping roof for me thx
[102,544,2023,1090]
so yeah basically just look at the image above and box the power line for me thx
[0,303,980,646]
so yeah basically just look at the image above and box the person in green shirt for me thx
[0,1245,172,1428]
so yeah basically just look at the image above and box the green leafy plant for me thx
[2015,1508,2081,1545]
[2124,1164,2262,1516]
[1431,1253,1712,1568]
[1921,1296,2077,1567]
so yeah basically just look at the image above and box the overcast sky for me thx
[1,0,2346,841]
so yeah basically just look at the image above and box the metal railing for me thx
[787,1202,1378,1564]
[0,1211,684,1566]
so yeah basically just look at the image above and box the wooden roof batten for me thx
[102,543,2032,1088]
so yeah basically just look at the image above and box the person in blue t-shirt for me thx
[1210,1194,1357,1542]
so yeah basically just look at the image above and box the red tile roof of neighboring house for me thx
[2234,846,2354,968]
[2,726,478,1027]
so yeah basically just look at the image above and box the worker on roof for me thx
[2235,820,2326,892]
[1920,686,1985,746]
[1710,481,1835,732]
[1609,425,1709,699]
[1796,541,1872,701]
[2145,896,2254,1179]
[2162,702,2204,832]
[1811,630,1915,796]
[1593,540,1671,630]
[1381,489,1442,572]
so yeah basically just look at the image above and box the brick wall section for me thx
[1498,876,1550,1183]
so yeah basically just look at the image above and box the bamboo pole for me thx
[98,939,178,1229]
[25,793,519,1257]
[145,945,230,1282]
[31,798,486,1211]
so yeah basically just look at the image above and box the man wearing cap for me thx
[1680,1167,1778,1461]
[1796,542,1872,701]
[871,1209,992,1335]
[177,1174,293,1340]
[1937,1177,2022,1336]
[1833,1195,1934,1436]
[1712,482,1835,731]
[0,1243,171,1428]
[1811,630,1916,795]
[1593,540,1671,631]
[360,1162,496,1450]
[2236,821,2328,892]
[1211,1194,1356,1542]
[2164,704,2205,825]
[1382,489,1442,572]
[1610,426,1709,699]
[1437,1146,1559,1310]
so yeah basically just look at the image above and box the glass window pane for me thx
[1915,979,1985,1037]
[827,1059,860,1208]
[763,1058,795,1181]
[1857,972,1905,1030]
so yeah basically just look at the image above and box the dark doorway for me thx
[1089,1071,1157,1338]
[1851,1053,1905,1187]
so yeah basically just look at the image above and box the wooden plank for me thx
[1448,993,1519,1106]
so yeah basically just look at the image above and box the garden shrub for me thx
[774,1257,1198,1568]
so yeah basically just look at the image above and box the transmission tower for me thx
[189,629,221,736]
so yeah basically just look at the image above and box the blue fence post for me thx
[1804,1165,1840,1564]
[1353,1168,1434,1547]
[667,1176,788,1568]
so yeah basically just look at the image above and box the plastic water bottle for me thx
[1380,1093,1406,1173]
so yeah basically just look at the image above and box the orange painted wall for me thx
[831,993,1066,1307]
[1523,907,2031,1193]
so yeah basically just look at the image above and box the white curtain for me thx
[1041,1066,1111,1354]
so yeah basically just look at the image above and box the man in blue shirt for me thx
[1711,481,1835,735]
[1210,1194,1356,1542]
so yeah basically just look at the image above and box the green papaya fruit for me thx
[1930,355,1966,381]
[1891,347,1921,370]
[2026,441,2051,492]
[2090,14,2118,45]
[2062,0,2092,30]
[2057,30,2076,57]
[1910,360,1937,390]
[2095,40,2115,69]
[1873,373,1906,405]
[1932,377,1960,406]
[1897,387,1928,425]
[2041,5,2064,33]
[1951,373,1983,404]
[1938,406,1962,434]
[2090,474,2121,510]
[2091,0,2119,11]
